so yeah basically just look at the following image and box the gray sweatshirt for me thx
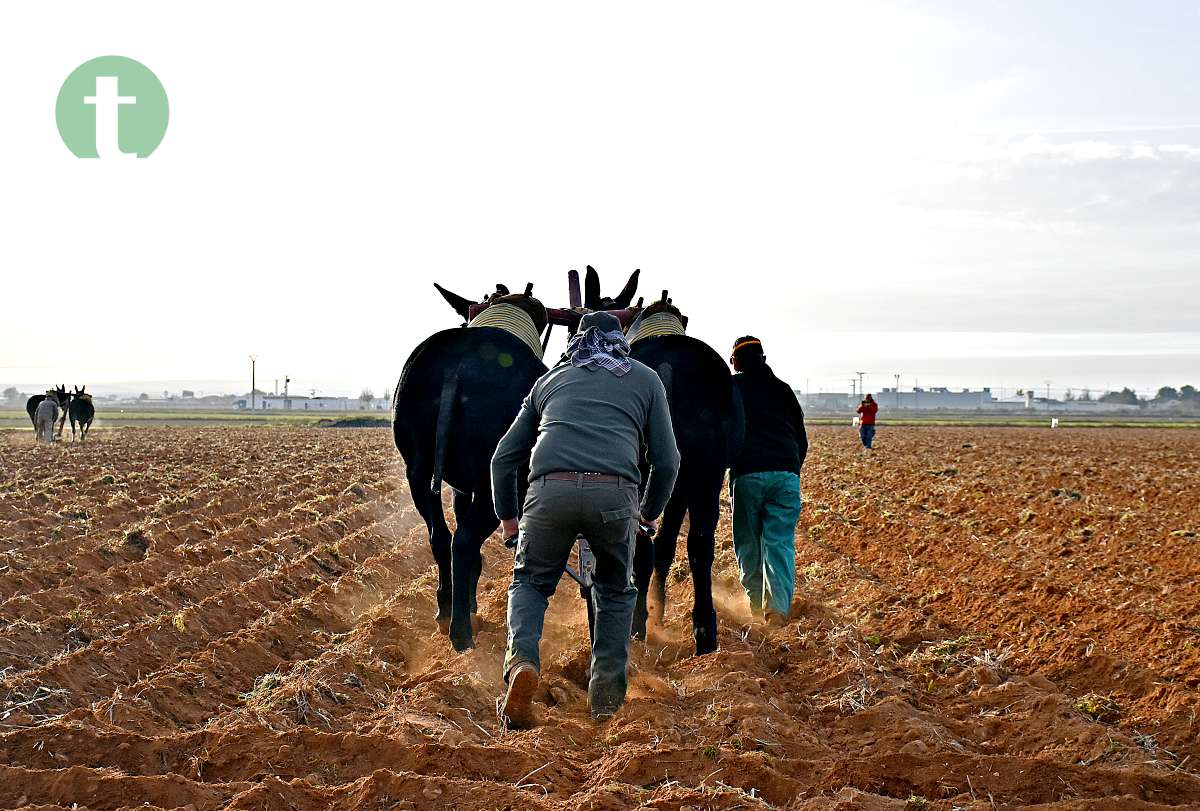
[35,398,60,423]
[491,358,681,522]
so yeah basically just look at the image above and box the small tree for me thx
[138,392,149,400]
[1181,384,1197,401]
[1099,387,1140,406]
[359,388,375,404]
[1154,386,1180,402]
[2,386,18,402]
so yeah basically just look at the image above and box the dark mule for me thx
[394,284,549,651]
[627,297,744,656]
[393,273,640,652]
[68,386,95,442]
[26,385,69,441]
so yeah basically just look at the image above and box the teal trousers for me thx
[730,471,802,617]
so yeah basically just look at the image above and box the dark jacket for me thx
[730,364,807,478]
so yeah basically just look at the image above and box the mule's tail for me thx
[430,362,462,494]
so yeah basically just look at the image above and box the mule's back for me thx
[70,395,95,424]
[26,396,44,426]
[630,334,743,467]
[394,327,547,491]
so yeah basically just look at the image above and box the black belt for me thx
[540,471,624,484]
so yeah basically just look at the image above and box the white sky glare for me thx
[1,1,1197,398]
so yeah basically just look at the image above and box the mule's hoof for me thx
[694,626,719,656]
[436,615,451,636]
[449,622,475,652]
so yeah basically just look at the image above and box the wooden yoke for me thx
[466,268,646,336]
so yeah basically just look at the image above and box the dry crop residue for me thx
[0,425,1198,810]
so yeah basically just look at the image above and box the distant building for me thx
[799,392,858,411]
[236,395,390,411]
[992,395,1139,413]
[876,387,994,410]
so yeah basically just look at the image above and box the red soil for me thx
[0,426,1197,810]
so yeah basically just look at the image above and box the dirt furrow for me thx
[0,510,391,721]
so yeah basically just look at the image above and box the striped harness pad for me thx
[468,303,544,359]
[628,311,685,344]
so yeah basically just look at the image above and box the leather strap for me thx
[541,471,623,484]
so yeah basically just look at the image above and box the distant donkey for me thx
[27,385,70,441]
[624,294,744,656]
[68,386,95,442]
[393,272,639,652]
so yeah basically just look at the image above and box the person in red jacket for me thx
[856,393,878,449]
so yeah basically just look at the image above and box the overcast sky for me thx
[1,1,1197,398]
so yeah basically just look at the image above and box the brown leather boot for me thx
[502,662,539,730]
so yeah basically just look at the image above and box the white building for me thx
[237,395,391,411]
[875,387,995,410]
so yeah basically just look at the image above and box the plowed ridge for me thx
[1,426,1198,810]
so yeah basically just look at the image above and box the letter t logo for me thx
[84,76,137,159]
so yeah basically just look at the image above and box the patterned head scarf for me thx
[564,311,631,376]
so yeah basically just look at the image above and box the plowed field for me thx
[1,426,1198,810]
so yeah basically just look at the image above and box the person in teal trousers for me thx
[728,336,808,626]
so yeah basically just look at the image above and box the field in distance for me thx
[3,406,1199,431]
[0,408,391,429]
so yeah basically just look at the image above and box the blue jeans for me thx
[730,471,802,617]
[860,424,876,448]
[505,476,639,712]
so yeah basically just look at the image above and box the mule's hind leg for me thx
[448,488,499,652]
[649,485,688,628]
[631,532,654,641]
[407,467,453,633]
[685,466,725,656]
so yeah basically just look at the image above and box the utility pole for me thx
[856,371,866,399]
[249,355,257,410]
[284,376,290,397]
[894,373,901,408]
[1045,379,1052,402]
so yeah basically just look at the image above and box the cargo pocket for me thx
[600,504,637,524]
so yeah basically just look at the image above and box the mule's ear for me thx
[433,283,475,320]
[584,266,601,310]
[614,269,640,308]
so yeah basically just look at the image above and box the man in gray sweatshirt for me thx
[34,394,61,444]
[492,310,680,728]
